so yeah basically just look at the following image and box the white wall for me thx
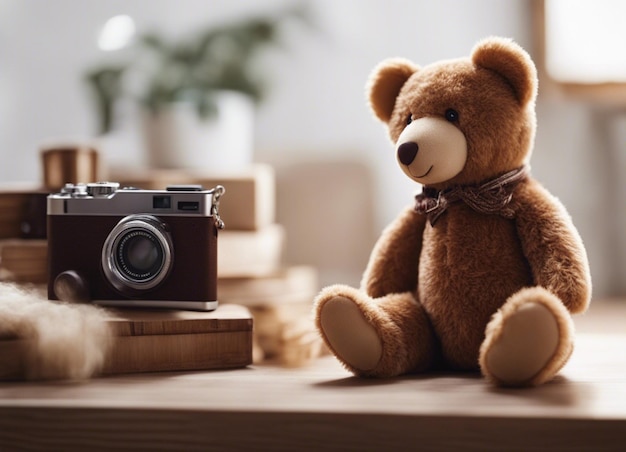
[0,0,621,296]
[255,0,533,224]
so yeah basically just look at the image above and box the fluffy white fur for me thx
[0,282,112,380]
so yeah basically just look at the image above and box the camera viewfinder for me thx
[153,195,172,209]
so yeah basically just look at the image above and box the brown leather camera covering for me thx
[47,215,218,302]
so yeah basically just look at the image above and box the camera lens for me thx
[102,215,173,294]
[117,231,162,279]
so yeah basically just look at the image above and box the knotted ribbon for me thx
[414,165,530,226]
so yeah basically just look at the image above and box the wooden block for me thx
[0,240,48,283]
[217,266,324,366]
[218,266,318,306]
[0,239,48,260]
[103,304,253,374]
[251,302,316,338]
[251,304,326,366]
[218,224,284,278]
[258,317,326,367]
[109,164,276,230]
[106,304,253,336]
[193,165,275,231]
[0,187,48,239]
[0,304,253,380]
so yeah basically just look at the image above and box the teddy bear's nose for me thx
[398,142,419,165]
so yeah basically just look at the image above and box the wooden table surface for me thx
[1,300,625,451]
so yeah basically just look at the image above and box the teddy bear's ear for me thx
[367,58,419,123]
[471,37,538,106]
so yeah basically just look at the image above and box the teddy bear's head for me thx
[367,37,538,189]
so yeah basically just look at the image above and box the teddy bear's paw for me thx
[479,288,574,387]
[481,302,558,386]
[318,295,383,372]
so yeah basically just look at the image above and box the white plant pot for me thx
[142,91,255,171]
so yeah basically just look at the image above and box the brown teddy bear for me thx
[314,37,592,387]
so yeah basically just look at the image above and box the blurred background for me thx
[0,0,624,298]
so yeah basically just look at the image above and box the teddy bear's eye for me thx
[445,109,459,123]
[406,114,413,125]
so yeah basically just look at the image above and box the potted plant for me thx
[86,6,307,170]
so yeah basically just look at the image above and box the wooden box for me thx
[0,304,253,380]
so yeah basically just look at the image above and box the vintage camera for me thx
[47,182,225,311]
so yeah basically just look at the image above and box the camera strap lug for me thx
[211,185,225,229]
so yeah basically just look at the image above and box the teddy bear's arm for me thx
[360,206,427,298]
[514,180,592,314]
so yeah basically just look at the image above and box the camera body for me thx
[47,182,224,311]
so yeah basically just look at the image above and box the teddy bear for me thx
[314,37,592,387]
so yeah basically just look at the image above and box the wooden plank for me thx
[0,331,624,416]
[103,331,252,374]
[0,304,253,380]
[1,303,625,451]
[0,408,624,452]
[0,333,626,450]
[107,304,253,336]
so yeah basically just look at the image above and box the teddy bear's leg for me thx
[315,284,436,377]
[479,286,575,387]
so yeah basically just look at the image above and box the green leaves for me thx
[85,66,125,134]
[84,5,310,134]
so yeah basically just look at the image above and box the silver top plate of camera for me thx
[48,182,225,226]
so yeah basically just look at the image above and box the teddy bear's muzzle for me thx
[395,116,468,184]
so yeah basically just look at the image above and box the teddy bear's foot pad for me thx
[482,301,559,386]
[319,296,383,371]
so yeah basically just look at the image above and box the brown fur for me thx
[314,37,591,386]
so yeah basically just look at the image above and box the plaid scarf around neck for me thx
[414,165,530,226]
